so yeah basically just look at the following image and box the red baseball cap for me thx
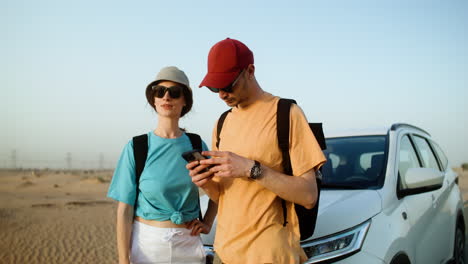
[199,38,254,89]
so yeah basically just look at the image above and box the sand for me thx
[1,168,467,263]
[0,169,117,264]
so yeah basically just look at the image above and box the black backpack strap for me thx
[185,132,204,221]
[186,133,202,150]
[132,134,149,208]
[309,123,327,150]
[277,99,296,227]
[216,109,232,149]
[277,99,296,175]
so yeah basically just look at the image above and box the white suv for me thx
[201,123,465,264]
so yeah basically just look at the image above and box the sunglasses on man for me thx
[207,70,244,93]
[152,85,184,99]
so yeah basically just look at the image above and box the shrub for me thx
[462,163,468,171]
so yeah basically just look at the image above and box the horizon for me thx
[2,0,467,169]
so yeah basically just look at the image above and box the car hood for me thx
[305,189,382,241]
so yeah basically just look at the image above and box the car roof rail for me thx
[390,123,430,136]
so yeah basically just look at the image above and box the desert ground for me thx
[0,168,467,263]
[0,169,117,264]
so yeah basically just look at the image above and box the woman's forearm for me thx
[116,202,134,264]
[202,199,218,228]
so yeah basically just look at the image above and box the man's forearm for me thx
[256,166,318,209]
[200,150,318,208]
[202,181,220,203]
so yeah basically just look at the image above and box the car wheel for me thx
[390,253,411,264]
[453,223,465,264]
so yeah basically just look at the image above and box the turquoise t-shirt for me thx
[107,131,208,224]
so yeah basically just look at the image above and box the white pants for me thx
[130,221,206,264]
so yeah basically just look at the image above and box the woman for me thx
[107,66,217,264]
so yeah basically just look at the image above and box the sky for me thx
[1,0,467,169]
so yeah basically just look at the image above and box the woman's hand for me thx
[186,219,211,236]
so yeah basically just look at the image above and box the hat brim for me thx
[198,71,240,89]
[146,80,192,92]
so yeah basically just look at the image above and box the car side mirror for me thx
[399,167,444,197]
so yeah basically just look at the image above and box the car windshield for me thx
[321,136,387,189]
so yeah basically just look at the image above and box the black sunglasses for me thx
[207,70,244,93]
[152,85,183,99]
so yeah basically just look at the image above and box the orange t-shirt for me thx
[211,93,326,264]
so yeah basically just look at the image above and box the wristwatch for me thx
[249,160,262,180]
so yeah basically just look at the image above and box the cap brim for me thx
[198,71,239,89]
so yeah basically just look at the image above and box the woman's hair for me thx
[145,82,193,117]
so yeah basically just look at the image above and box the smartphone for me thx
[181,149,213,172]
[181,149,207,163]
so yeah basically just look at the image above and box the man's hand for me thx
[187,161,214,187]
[186,219,212,236]
[187,159,220,202]
[198,151,319,208]
[200,151,254,178]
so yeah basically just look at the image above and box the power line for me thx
[11,149,17,169]
[66,152,72,169]
[99,153,104,169]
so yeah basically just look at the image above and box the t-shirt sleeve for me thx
[289,104,327,176]
[107,140,137,205]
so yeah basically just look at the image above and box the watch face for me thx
[250,161,262,179]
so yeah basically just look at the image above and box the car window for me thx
[430,141,448,171]
[322,136,386,189]
[412,135,441,171]
[398,135,420,182]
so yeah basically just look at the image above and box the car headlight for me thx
[204,245,215,264]
[301,220,371,263]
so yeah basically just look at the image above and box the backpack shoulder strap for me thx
[277,98,296,176]
[216,109,232,149]
[184,132,205,221]
[186,133,202,150]
[132,134,148,207]
[133,134,149,182]
[277,98,296,227]
[309,123,327,150]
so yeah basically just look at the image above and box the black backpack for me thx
[216,98,326,240]
[132,132,204,220]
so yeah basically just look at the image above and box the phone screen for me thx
[191,152,206,161]
[181,150,214,172]
[182,150,207,163]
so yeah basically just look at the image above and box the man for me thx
[187,38,326,264]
